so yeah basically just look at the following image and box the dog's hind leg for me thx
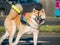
[0,31,9,45]
[4,20,16,45]
[12,29,24,45]
[8,21,16,45]
[33,30,39,45]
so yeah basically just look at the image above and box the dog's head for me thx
[30,3,46,25]
[31,8,46,25]
[24,3,46,28]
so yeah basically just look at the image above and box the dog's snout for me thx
[37,16,41,20]
[35,16,42,24]
[35,15,40,21]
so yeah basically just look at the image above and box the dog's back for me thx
[21,2,43,13]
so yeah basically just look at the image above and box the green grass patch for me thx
[0,26,5,32]
[0,25,60,33]
[40,25,60,33]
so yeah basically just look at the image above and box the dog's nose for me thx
[37,17,39,20]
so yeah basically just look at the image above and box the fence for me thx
[39,0,55,17]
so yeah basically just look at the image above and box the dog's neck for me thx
[26,13,39,29]
[20,12,39,29]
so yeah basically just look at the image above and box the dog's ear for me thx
[41,9,44,12]
[39,9,46,19]
[33,8,38,14]
[39,9,46,16]
[39,9,45,16]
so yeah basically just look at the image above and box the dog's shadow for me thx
[2,37,41,45]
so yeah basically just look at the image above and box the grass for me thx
[0,25,60,33]
[40,25,60,33]
[0,26,5,32]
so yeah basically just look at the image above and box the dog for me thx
[0,2,46,45]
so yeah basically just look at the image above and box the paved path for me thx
[1,34,60,45]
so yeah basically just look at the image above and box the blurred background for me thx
[0,0,60,45]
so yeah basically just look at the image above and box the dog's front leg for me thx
[9,30,16,45]
[33,30,39,45]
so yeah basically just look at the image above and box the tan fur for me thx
[0,4,46,45]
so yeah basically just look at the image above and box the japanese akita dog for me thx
[0,2,46,45]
